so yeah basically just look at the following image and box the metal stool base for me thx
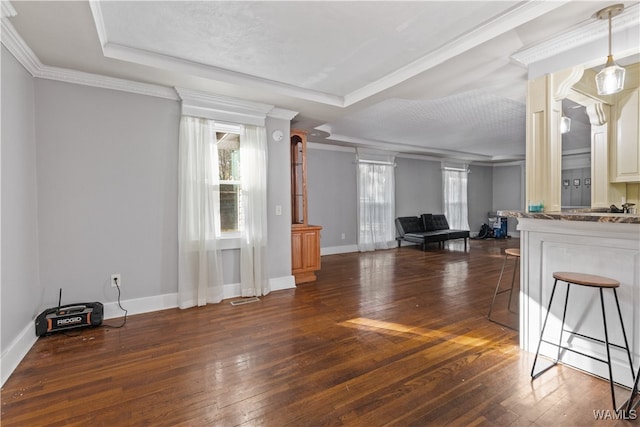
[487,250,519,330]
[530,278,635,411]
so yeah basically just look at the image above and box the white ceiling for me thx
[4,1,640,162]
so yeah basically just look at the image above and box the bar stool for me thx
[487,248,519,330]
[623,365,639,413]
[531,272,635,411]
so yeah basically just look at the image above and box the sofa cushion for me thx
[395,217,424,236]
[422,213,436,231]
[430,214,451,230]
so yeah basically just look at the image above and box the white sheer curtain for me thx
[443,167,470,231]
[357,158,396,252]
[178,116,224,308]
[239,125,269,297]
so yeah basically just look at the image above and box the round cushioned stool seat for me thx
[505,248,520,258]
[553,272,619,288]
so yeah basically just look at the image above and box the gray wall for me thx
[266,117,293,279]
[468,165,494,235]
[307,151,525,245]
[1,54,294,364]
[492,164,524,234]
[1,47,42,351]
[306,146,357,248]
[35,80,180,304]
[395,157,443,217]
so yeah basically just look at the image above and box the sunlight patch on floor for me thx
[339,317,491,347]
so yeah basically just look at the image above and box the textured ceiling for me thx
[324,91,525,158]
[5,1,640,162]
[98,1,517,97]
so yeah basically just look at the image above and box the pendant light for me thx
[595,4,625,95]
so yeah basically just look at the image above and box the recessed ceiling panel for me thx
[326,91,525,158]
[98,1,519,97]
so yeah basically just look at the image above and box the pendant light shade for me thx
[596,56,626,95]
[595,4,625,95]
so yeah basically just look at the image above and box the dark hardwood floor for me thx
[2,238,636,426]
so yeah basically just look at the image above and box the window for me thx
[216,130,243,233]
[442,166,470,231]
[357,160,396,252]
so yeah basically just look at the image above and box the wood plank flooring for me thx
[1,238,636,426]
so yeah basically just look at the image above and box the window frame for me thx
[213,122,243,244]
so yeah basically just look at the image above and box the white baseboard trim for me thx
[1,321,38,386]
[1,277,296,386]
[321,244,359,256]
[269,275,296,291]
[103,292,178,320]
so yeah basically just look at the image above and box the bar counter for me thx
[498,210,639,388]
[498,210,640,224]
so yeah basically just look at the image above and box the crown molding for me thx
[307,142,356,153]
[1,18,177,100]
[38,65,178,100]
[1,0,16,19]
[1,16,40,75]
[326,132,493,163]
[88,0,107,50]
[267,107,298,121]
[102,42,345,107]
[175,87,273,114]
[87,0,568,108]
[511,3,640,66]
[90,0,340,106]
[342,0,569,107]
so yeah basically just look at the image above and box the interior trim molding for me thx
[511,3,640,66]
[321,245,359,256]
[1,18,177,100]
[175,87,297,125]
[1,321,38,387]
[267,107,298,121]
[88,0,567,108]
[342,1,569,107]
[2,282,296,386]
[1,0,16,18]
[269,275,296,292]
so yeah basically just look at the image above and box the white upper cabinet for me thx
[611,87,640,183]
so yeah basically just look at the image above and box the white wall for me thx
[1,46,41,368]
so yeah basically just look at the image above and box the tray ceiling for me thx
[4,1,640,162]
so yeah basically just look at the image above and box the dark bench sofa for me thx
[395,214,469,250]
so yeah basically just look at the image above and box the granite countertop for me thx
[497,210,640,224]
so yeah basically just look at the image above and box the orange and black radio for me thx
[35,289,103,336]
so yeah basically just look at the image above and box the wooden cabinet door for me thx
[301,230,320,270]
[292,225,322,284]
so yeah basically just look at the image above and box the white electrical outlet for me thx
[111,273,122,288]
[275,205,282,216]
